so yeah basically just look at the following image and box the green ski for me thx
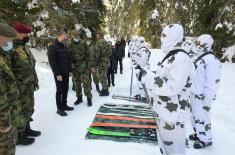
[87,127,157,140]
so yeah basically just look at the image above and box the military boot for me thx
[25,122,41,137]
[87,97,92,107]
[95,84,100,93]
[17,132,35,145]
[99,89,109,96]
[74,96,83,105]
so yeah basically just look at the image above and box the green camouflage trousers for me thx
[0,128,15,155]
[17,84,35,132]
[10,105,25,140]
[73,69,92,98]
[91,71,99,85]
[97,68,108,90]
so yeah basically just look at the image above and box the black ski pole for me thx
[129,67,134,101]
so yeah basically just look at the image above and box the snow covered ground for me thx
[16,49,235,155]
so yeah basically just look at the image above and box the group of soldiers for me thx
[47,29,113,116]
[130,24,221,155]
[0,22,41,155]
[0,21,221,155]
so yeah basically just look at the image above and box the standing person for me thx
[107,41,116,87]
[133,37,151,101]
[90,30,112,96]
[67,30,92,107]
[138,24,195,155]
[189,34,221,149]
[11,22,41,145]
[88,39,100,93]
[121,37,126,50]
[114,37,125,74]
[0,22,17,155]
[48,31,73,116]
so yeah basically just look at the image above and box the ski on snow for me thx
[87,127,157,140]
[102,103,151,111]
[95,114,156,123]
[90,122,157,129]
[112,95,149,104]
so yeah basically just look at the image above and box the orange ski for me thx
[91,122,157,129]
[96,114,156,123]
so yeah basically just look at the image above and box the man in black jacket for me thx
[115,38,125,74]
[107,41,117,86]
[48,31,74,116]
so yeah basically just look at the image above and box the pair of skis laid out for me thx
[86,103,157,144]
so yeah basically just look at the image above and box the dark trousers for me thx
[116,57,123,72]
[54,73,69,110]
[107,68,115,86]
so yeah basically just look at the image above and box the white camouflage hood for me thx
[136,36,146,49]
[196,34,214,54]
[161,24,184,54]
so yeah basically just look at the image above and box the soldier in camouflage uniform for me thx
[90,30,112,96]
[87,39,100,93]
[11,23,41,145]
[138,24,195,155]
[68,30,92,107]
[189,34,221,149]
[0,23,17,155]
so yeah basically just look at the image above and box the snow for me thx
[40,11,49,20]
[215,23,223,30]
[84,28,92,38]
[150,9,159,20]
[74,24,92,38]
[32,11,49,37]
[223,21,233,31]
[222,44,235,62]
[27,0,38,10]
[72,0,80,3]
[16,49,235,155]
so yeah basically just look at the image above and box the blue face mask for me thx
[1,42,13,52]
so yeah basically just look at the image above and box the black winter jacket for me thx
[48,39,72,75]
[109,47,118,70]
[115,42,125,58]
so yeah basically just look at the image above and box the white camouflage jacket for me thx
[143,49,195,122]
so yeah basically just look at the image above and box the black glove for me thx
[138,69,147,81]
[135,65,142,70]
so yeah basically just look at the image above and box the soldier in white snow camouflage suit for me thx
[189,34,221,149]
[139,24,195,155]
[132,37,151,101]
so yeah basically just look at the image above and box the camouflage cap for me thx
[0,23,17,37]
[71,30,81,36]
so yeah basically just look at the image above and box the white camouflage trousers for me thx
[157,117,186,155]
[190,93,212,143]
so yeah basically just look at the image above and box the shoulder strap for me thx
[138,46,150,52]
[160,49,189,65]
[138,46,151,57]
[194,52,214,65]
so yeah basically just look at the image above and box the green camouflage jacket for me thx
[11,40,39,90]
[67,39,90,73]
[91,39,112,69]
